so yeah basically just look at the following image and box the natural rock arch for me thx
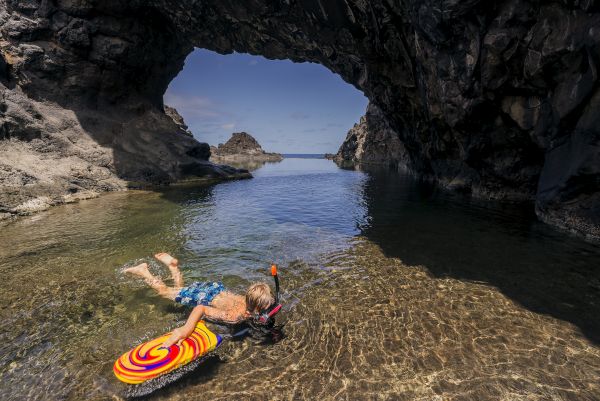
[1,0,599,237]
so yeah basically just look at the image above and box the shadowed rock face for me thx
[1,0,599,237]
[0,0,250,217]
[164,105,194,137]
[335,103,409,168]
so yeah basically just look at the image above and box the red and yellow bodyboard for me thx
[113,321,222,384]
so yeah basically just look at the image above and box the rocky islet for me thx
[210,132,283,163]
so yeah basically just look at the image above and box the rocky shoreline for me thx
[1,1,599,238]
[0,93,251,221]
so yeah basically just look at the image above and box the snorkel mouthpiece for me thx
[257,303,282,324]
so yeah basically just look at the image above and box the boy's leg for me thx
[154,253,183,288]
[124,263,177,300]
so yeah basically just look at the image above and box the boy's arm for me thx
[162,305,206,348]
[162,306,240,348]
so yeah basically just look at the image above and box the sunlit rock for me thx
[210,132,283,163]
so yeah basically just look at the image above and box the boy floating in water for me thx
[124,253,277,348]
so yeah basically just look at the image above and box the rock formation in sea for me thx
[0,1,598,237]
[210,132,283,163]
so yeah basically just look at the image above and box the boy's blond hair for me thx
[245,282,275,313]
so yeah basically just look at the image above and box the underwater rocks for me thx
[1,0,599,237]
[210,132,283,163]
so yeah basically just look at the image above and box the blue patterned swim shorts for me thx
[175,281,225,307]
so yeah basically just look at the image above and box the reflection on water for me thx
[0,159,599,400]
[211,158,282,172]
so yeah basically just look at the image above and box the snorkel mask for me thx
[253,264,282,325]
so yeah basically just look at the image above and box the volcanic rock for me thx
[210,132,283,162]
[164,105,193,137]
[335,103,409,169]
[1,0,599,237]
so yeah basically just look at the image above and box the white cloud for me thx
[163,93,221,119]
[221,123,236,130]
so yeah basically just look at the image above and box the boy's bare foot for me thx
[154,253,178,268]
[124,262,150,277]
[155,252,183,287]
[124,262,169,293]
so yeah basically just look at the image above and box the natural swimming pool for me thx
[1,157,599,400]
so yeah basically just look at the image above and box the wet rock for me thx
[536,88,600,239]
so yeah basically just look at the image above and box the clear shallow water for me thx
[0,158,599,400]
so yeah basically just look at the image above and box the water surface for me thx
[0,158,599,400]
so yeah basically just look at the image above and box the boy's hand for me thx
[161,326,192,349]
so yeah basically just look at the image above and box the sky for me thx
[164,49,368,154]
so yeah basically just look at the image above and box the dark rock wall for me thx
[335,103,410,167]
[1,0,599,236]
[0,0,248,216]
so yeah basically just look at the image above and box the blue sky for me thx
[164,49,368,154]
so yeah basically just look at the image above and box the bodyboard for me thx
[113,321,222,384]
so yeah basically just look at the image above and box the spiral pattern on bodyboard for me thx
[114,321,222,384]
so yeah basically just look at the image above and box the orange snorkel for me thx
[255,264,282,325]
[271,264,280,304]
